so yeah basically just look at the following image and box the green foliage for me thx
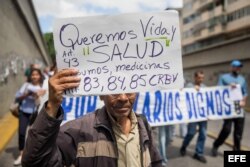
[44,33,56,62]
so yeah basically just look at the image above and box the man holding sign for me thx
[212,60,248,156]
[21,11,185,167]
[22,68,162,167]
[180,71,207,163]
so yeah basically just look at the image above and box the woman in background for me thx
[13,68,46,166]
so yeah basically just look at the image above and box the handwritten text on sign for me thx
[61,86,244,126]
[53,11,183,95]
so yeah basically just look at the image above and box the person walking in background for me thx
[212,60,248,156]
[24,63,40,81]
[13,68,46,166]
[158,125,171,166]
[179,78,188,138]
[37,64,57,113]
[180,71,207,163]
[43,66,50,79]
[179,123,187,138]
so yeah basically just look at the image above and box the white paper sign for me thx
[229,84,243,101]
[53,11,183,96]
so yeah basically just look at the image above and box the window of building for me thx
[194,30,201,37]
[209,26,215,32]
[247,6,250,15]
[227,6,250,23]
[227,13,233,22]
[183,29,194,39]
[183,36,225,54]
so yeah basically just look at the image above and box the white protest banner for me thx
[53,11,183,96]
[61,86,244,126]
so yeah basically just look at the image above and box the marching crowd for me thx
[157,60,248,165]
[12,59,247,167]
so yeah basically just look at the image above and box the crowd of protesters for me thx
[157,60,248,166]
[11,59,247,167]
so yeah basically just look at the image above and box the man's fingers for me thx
[50,82,80,92]
[56,69,78,79]
[60,82,80,90]
[58,76,81,84]
[230,83,237,88]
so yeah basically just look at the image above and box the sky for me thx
[32,0,183,33]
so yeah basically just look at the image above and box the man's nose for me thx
[117,94,129,101]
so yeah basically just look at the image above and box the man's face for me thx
[231,66,241,75]
[195,73,204,85]
[100,93,137,119]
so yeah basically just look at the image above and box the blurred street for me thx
[1,111,249,167]
[207,111,250,150]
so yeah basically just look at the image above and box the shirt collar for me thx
[106,109,138,130]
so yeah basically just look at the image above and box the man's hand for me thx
[195,85,200,91]
[239,100,246,107]
[230,83,237,89]
[46,69,80,118]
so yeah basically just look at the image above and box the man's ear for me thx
[99,95,104,101]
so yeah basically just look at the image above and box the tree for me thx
[44,32,56,62]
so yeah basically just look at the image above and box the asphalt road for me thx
[167,133,231,167]
[0,112,249,167]
[0,126,241,167]
[207,111,250,150]
[0,130,231,167]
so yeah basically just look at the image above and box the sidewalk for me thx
[167,134,231,167]
[0,133,19,166]
[0,128,232,167]
[0,110,249,166]
[0,113,18,154]
[207,111,250,150]
[1,107,249,153]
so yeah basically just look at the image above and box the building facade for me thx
[181,0,250,106]
[0,0,51,117]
